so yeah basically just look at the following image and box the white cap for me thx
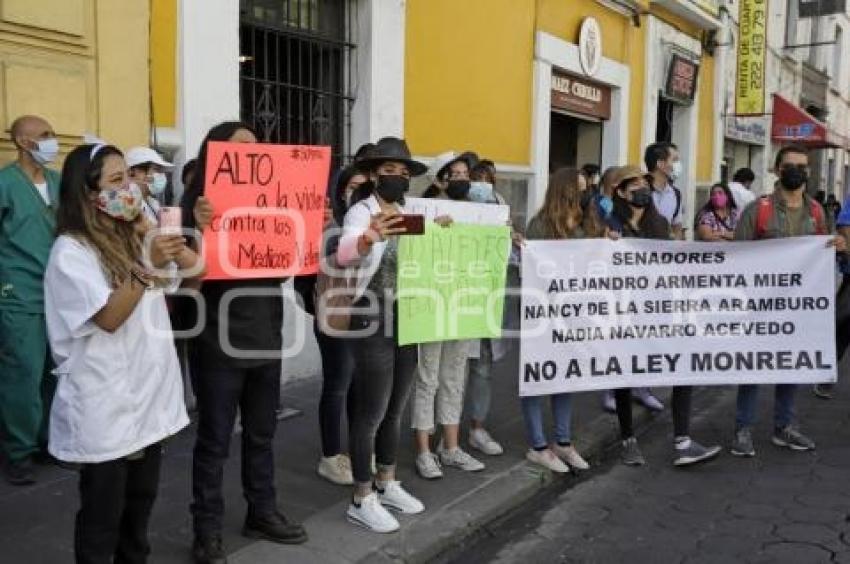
[427,151,459,181]
[125,146,174,170]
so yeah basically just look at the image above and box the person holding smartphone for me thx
[44,143,200,562]
[336,136,446,533]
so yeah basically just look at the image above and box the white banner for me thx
[405,197,509,226]
[520,237,837,396]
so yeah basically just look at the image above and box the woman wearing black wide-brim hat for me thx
[333,136,450,533]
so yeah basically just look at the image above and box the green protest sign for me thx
[397,223,512,345]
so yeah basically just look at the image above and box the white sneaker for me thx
[346,492,399,533]
[416,452,443,479]
[317,454,354,485]
[377,480,424,514]
[552,444,590,471]
[439,447,485,472]
[526,448,570,473]
[468,428,504,456]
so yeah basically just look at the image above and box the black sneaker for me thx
[3,457,35,486]
[192,534,227,564]
[243,511,308,545]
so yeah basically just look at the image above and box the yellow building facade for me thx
[405,0,722,225]
[0,0,151,164]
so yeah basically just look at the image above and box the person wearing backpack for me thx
[730,144,847,457]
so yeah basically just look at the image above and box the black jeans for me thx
[191,356,281,536]
[615,387,692,439]
[348,314,417,484]
[75,444,162,564]
[315,323,355,458]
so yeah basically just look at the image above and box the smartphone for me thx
[159,206,183,234]
[397,214,424,235]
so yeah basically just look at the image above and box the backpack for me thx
[754,195,827,239]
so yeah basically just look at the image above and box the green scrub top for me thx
[0,162,60,314]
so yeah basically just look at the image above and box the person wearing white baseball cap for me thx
[126,147,174,223]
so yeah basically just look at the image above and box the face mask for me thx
[446,179,471,200]
[28,137,59,165]
[93,182,144,222]
[149,172,168,195]
[779,166,808,191]
[630,187,652,208]
[375,175,409,203]
[468,181,494,203]
[598,196,613,217]
[710,192,728,209]
[668,161,683,182]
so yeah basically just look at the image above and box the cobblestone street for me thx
[446,378,850,564]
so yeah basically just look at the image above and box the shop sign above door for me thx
[551,70,612,120]
[578,17,602,77]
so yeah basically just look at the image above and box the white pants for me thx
[411,340,469,431]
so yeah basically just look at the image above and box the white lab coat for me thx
[44,235,189,463]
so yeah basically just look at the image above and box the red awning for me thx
[771,94,846,148]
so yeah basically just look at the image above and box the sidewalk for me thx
[0,343,700,564]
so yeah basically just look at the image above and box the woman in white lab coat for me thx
[44,143,200,563]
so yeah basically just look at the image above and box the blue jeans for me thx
[735,384,797,431]
[466,339,493,423]
[520,394,572,449]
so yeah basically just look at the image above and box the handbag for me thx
[314,253,357,334]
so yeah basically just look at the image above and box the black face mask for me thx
[629,187,652,208]
[375,175,409,203]
[779,166,808,191]
[446,179,471,200]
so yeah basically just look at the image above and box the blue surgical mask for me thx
[149,172,168,195]
[598,196,613,217]
[469,181,494,203]
[28,138,59,165]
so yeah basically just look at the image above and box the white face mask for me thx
[28,137,59,165]
[669,161,683,182]
[149,172,168,195]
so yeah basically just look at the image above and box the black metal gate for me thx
[239,0,354,168]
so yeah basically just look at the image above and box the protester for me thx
[522,167,597,473]
[464,159,507,457]
[730,144,846,456]
[580,163,601,191]
[645,142,686,240]
[0,115,61,485]
[638,142,687,412]
[126,146,174,223]
[609,165,721,467]
[695,183,739,241]
[819,195,850,399]
[336,136,436,533]
[181,122,308,563]
[412,150,484,478]
[421,151,476,200]
[45,143,198,562]
[825,193,841,232]
[729,167,756,210]
[314,165,367,485]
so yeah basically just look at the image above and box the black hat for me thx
[355,136,428,176]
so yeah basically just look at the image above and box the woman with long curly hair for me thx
[45,143,201,562]
[521,167,601,473]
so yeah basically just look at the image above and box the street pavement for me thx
[3,291,846,563]
[443,366,850,564]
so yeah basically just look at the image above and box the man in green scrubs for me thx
[0,115,60,485]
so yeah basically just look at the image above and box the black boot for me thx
[192,534,227,564]
[242,511,308,545]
